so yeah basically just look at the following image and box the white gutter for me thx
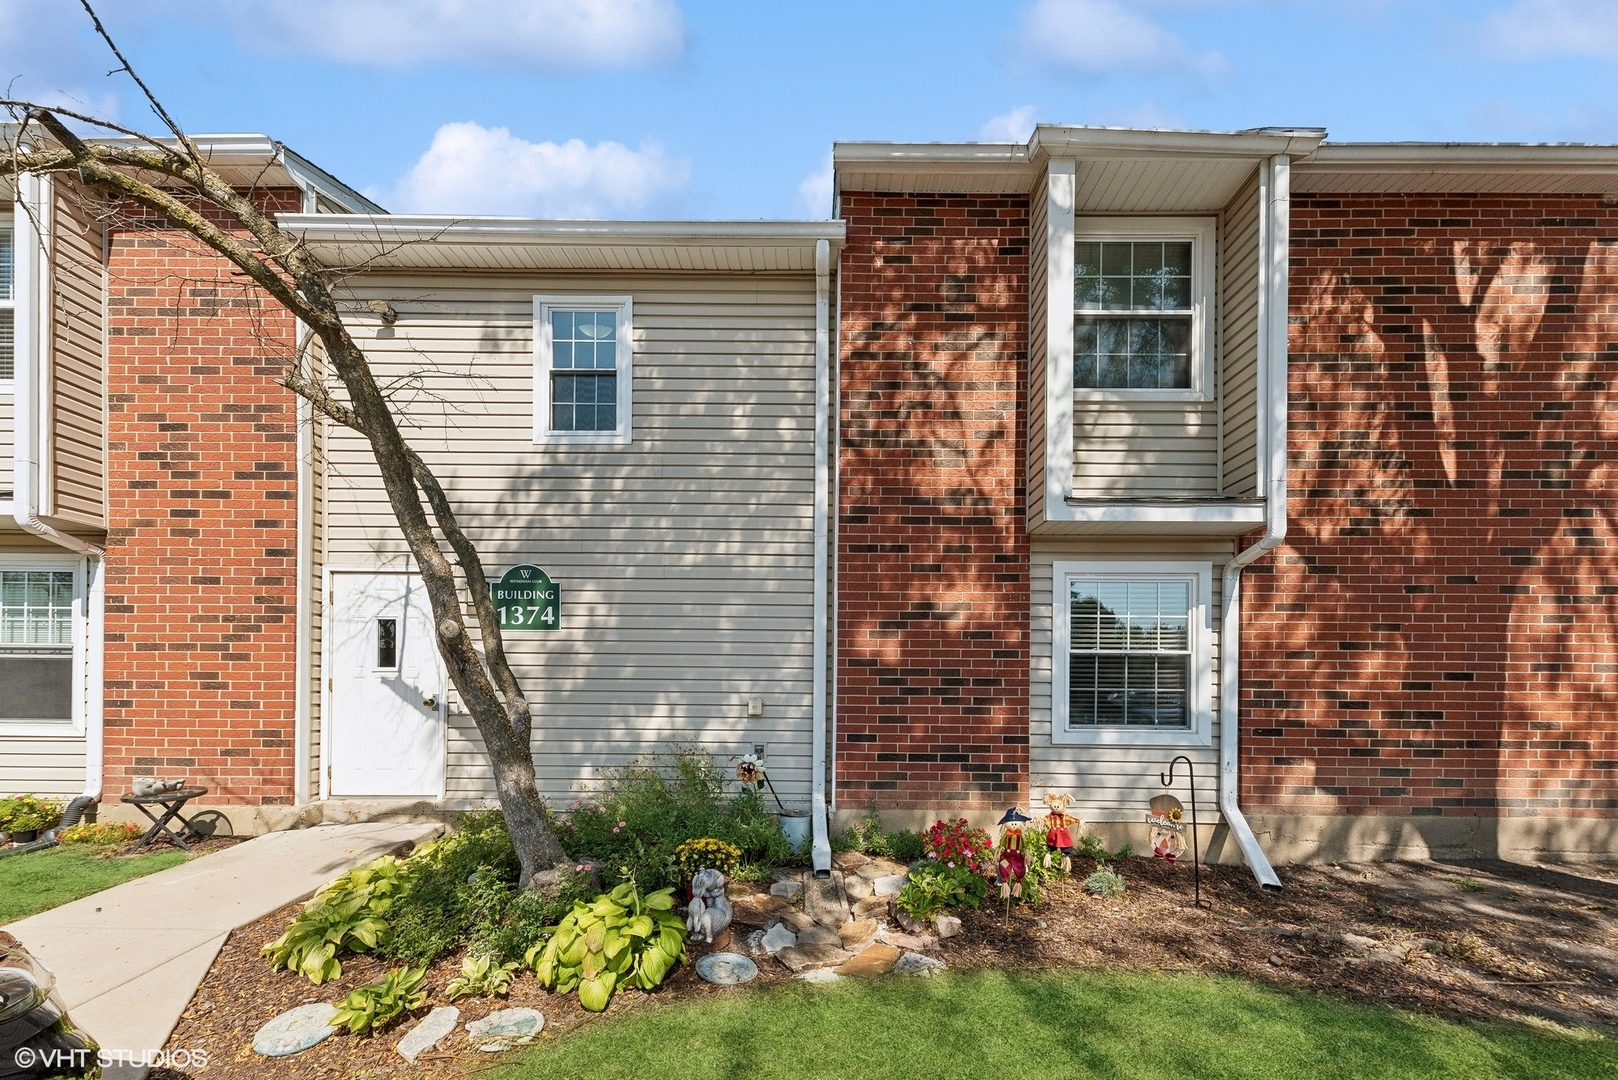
[810,237,833,875]
[13,173,106,809]
[1217,154,1290,893]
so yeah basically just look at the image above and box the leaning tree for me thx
[2,1,566,885]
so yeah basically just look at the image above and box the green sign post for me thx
[492,565,560,631]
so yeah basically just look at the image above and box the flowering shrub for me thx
[0,795,64,834]
[673,837,742,882]
[922,818,994,875]
[58,821,142,846]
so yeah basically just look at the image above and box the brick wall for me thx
[102,193,303,805]
[836,192,1031,811]
[1244,193,1618,820]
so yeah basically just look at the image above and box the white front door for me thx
[328,572,446,797]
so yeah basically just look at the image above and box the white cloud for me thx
[794,154,834,219]
[220,0,686,72]
[388,121,692,218]
[1482,0,1618,62]
[979,106,1039,142]
[1016,0,1225,76]
[0,0,120,120]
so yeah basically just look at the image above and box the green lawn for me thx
[0,845,188,924]
[496,969,1617,1080]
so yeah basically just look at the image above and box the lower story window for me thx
[1052,560,1212,745]
[0,569,75,725]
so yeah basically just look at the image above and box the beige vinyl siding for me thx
[1071,400,1219,496]
[1220,169,1262,497]
[1027,171,1050,529]
[0,735,86,797]
[1029,540,1227,819]
[46,179,105,529]
[324,273,818,806]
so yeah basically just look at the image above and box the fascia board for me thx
[279,215,847,249]
[1032,126,1326,161]
[1304,142,1618,172]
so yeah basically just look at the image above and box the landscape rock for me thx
[795,924,842,948]
[834,851,870,871]
[872,874,907,897]
[803,875,851,928]
[852,895,891,919]
[842,874,874,901]
[466,1008,545,1052]
[761,923,798,956]
[855,859,908,882]
[838,917,878,951]
[770,880,804,901]
[880,930,938,951]
[744,928,767,957]
[252,1003,339,1057]
[895,909,927,933]
[775,943,853,973]
[835,943,901,977]
[396,1006,459,1064]
[892,951,946,977]
[797,967,842,984]
[934,915,963,939]
[771,867,802,884]
[695,952,759,985]
[777,910,818,932]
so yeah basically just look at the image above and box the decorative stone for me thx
[804,875,851,928]
[834,851,869,871]
[842,874,874,901]
[872,874,907,897]
[775,943,853,973]
[252,1003,340,1057]
[855,858,907,882]
[466,1008,545,1052]
[797,967,841,984]
[778,910,818,932]
[852,895,890,919]
[835,943,901,977]
[838,918,878,951]
[695,952,759,986]
[769,880,803,900]
[396,1006,459,1063]
[892,951,946,977]
[879,930,938,951]
[744,929,767,956]
[895,910,927,934]
[761,923,798,956]
[771,867,802,884]
[794,924,841,948]
[934,914,963,939]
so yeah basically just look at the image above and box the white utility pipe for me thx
[1217,154,1290,893]
[13,173,106,810]
[809,238,833,875]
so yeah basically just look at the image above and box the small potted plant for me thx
[0,794,65,844]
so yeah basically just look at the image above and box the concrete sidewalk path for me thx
[4,820,442,1071]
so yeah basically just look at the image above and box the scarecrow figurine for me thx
[995,807,1031,905]
[1041,792,1077,874]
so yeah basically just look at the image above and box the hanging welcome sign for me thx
[492,565,561,631]
[1147,793,1187,862]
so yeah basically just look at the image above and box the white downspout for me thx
[810,237,833,875]
[1217,154,1289,892]
[13,173,106,810]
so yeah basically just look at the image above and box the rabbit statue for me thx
[685,868,732,944]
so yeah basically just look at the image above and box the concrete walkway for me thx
[4,820,441,1072]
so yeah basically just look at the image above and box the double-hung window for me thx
[1072,219,1214,397]
[1,213,14,380]
[1052,560,1212,746]
[0,564,82,730]
[534,296,633,446]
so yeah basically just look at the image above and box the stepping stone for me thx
[852,895,890,919]
[855,858,908,881]
[696,952,759,986]
[934,914,963,939]
[803,874,850,928]
[892,952,946,977]
[795,924,841,948]
[770,880,803,900]
[252,1003,339,1057]
[797,967,842,984]
[466,1008,544,1052]
[838,917,878,951]
[761,923,797,956]
[872,874,907,897]
[835,851,869,870]
[777,910,818,932]
[835,943,901,977]
[842,874,874,900]
[396,1006,459,1063]
[775,943,853,973]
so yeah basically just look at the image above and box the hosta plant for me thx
[262,855,407,983]
[526,880,686,1012]
[329,966,428,1035]
[445,952,518,1000]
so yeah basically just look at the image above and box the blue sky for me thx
[5,0,1617,219]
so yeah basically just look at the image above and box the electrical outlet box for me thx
[747,696,764,718]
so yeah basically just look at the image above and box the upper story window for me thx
[1071,218,1214,399]
[0,215,14,380]
[533,296,633,446]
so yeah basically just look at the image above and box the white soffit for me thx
[1296,143,1618,195]
[276,216,847,273]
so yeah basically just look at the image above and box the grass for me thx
[494,969,1617,1080]
[0,844,188,924]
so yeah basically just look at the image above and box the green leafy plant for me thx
[831,813,924,863]
[445,952,519,1000]
[1084,867,1126,899]
[527,880,687,1012]
[329,966,427,1035]
[896,862,989,920]
[0,795,64,834]
[262,855,406,983]
[1078,834,1133,865]
[57,821,142,846]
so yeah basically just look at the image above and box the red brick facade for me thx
[1243,193,1618,821]
[836,192,1032,811]
[101,193,303,805]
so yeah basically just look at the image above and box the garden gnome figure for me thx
[1042,792,1078,874]
[685,868,732,944]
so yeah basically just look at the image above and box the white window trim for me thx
[1071,216,1217,403]
[533,295,634,446]
[1051,559,1213,748]
[0,554,89,738]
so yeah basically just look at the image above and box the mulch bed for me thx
[154,856,1618,1079]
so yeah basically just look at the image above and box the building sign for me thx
[1147,793,1186,862]
[492,565,560,631]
